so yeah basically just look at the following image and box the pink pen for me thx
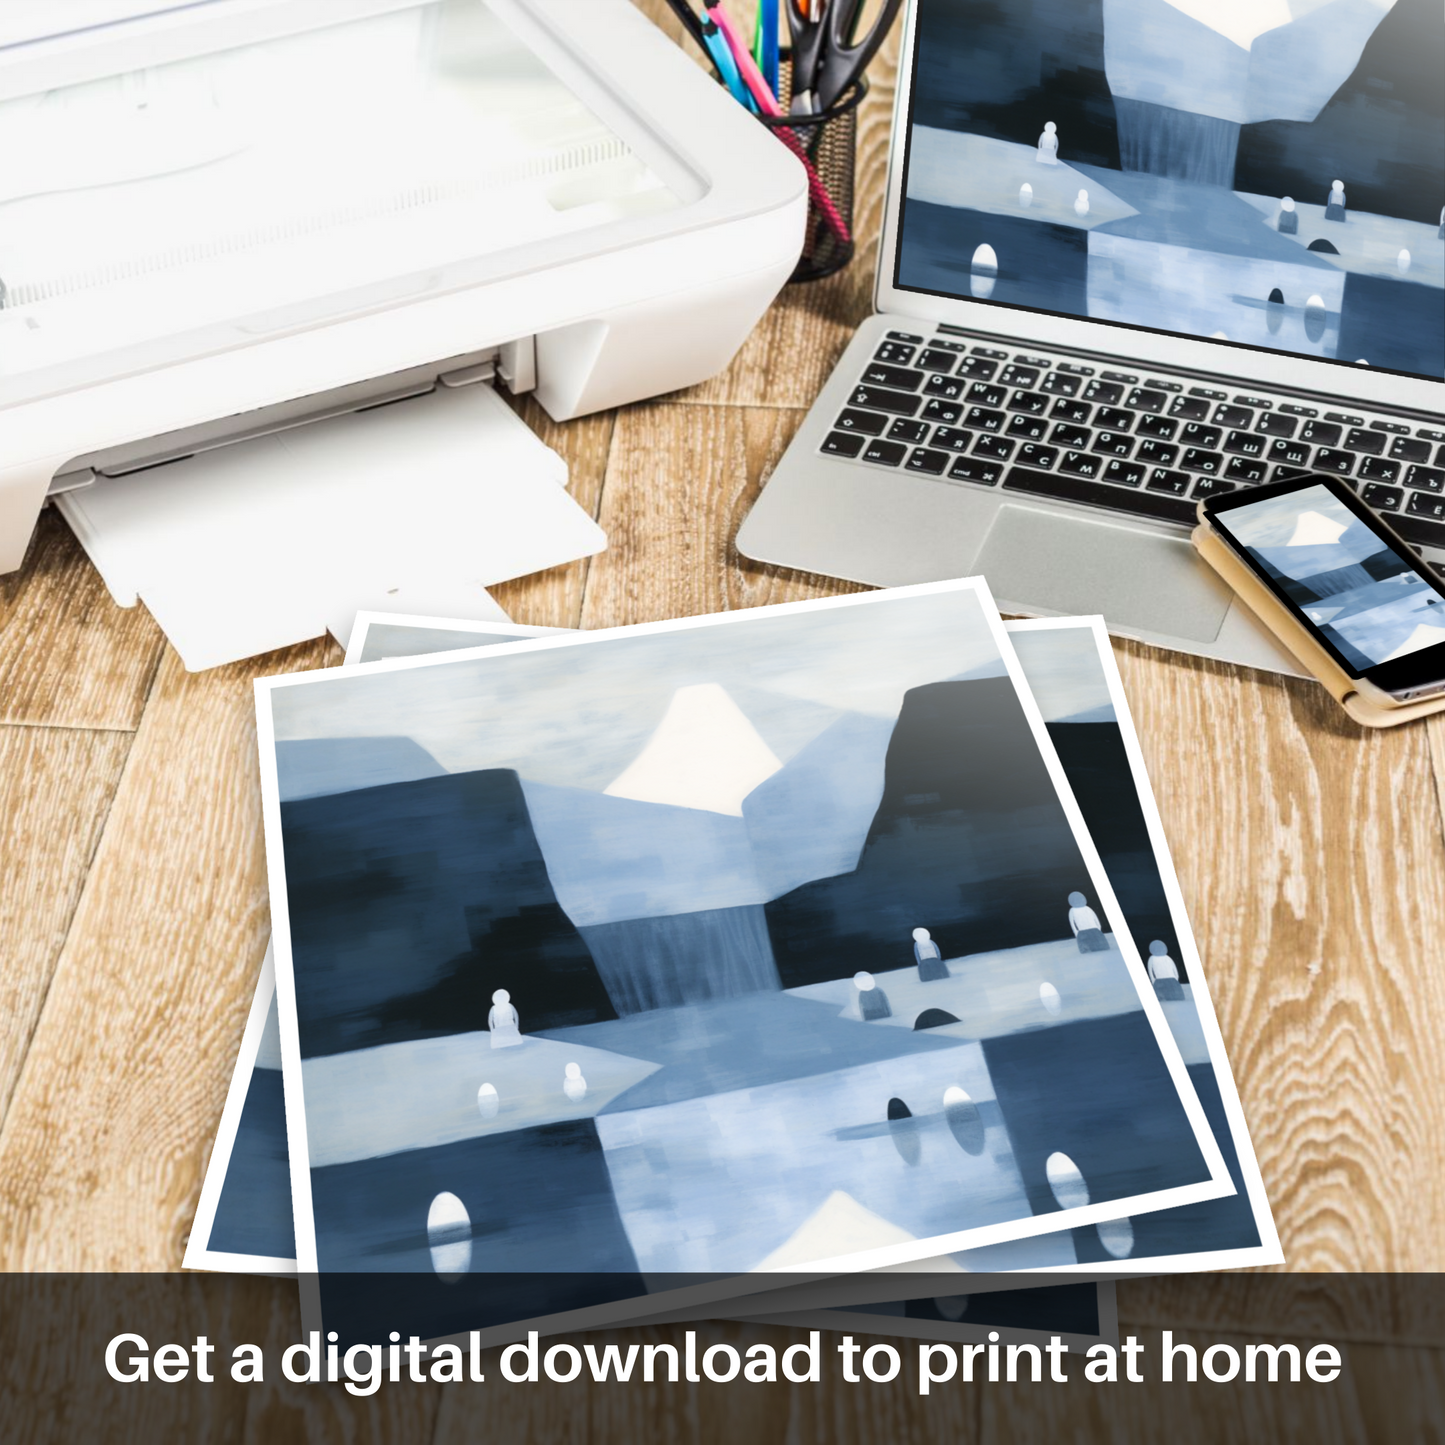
[705,1,853,247]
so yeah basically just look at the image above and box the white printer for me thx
[0,0,806,662]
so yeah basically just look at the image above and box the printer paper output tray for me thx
[56,382,604,671]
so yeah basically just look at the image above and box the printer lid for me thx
[0,0,706,411]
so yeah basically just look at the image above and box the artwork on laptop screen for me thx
[897,0,1445,378]
[253,582,1230,1344]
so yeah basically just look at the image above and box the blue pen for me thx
[701,15,755,110]
[759,0,779,97]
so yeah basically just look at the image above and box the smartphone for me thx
[1200,473,1445,706]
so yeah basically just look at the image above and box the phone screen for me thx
[1206,476,1445,693]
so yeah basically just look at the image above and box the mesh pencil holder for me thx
[758,64,868,283]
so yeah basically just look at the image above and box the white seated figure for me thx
[1036,121,1059,165]
[563,1061,587,1102]
[912,927,948,982]
[1067,891,1109,953]
[488,988,522,1048]
[1147,940,1184,1001]
[854,970,892,1021]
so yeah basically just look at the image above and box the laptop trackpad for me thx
[976,505,1233,643]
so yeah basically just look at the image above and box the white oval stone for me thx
[1039,981,1061,1015]
[477,1082,499,1119]
[1097,1217,1135,1258]
[427,1191,472,1282]
[971,243,999,275]
[1045,1151,1090,1210]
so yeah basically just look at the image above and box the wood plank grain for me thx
[0,640,335,1270]
[983,1322,1396,1445]
[0,725,133,1126]
[489,397,614,630]
[430,1322,981,1445]
[579,403,867,630]
[1109,638,1445,1271]
[0,509,165,730]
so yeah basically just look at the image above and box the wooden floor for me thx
[1,6,1441,1441]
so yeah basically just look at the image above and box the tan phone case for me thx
[1192,516,1445,729]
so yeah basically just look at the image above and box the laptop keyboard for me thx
[822,330,1445,554]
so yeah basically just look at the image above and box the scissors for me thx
[786,0,903,113]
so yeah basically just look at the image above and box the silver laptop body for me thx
[738,0,1445,673]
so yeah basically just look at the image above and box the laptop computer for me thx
[738,0,1445,673]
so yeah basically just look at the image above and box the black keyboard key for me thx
[1146,379,1182,393]
[931,339,969,352]
[930,427,974,452]
[874,342,916,365]
[957,356,999,380]
[1314,448,1354,475]
[1050,397,1092,424]
[1422,429,1445,443]
[1214,404,1254,429]
[835,408,889,436]
[1083,379,1123,404]
[887,418,932,444]
[1101,370,1137,384]
[1300,420,1341,447]
[1344,428,1385,456]
[1094,406,1134,432]
[1180,423,1222,449]
[1269,438,1312,467]
[1003,465,1197,523]
[1362,483,1403,511]
[1182,448,1223,474]
[861,438,908,466]
[1370,420,1409,434]
[973,435,1015,461]
[1136,439,1178,467]
[1407,465,1445,493]
[1390,436,1432,464]
[922,398,963,425]
[1041,372,1081,397]
[1407,490,1445,521]
[1189,385,1228,400]
[1006,414,1048,441]
[1008,390,1050,415]
[965,406,1006,432]
[970,345,1008,359]
[948,457,1004,485]
[967,382,1008,407]
[1359,457,1400,483]
[1438,446,1445,466]
[1235,395,1272,409]
[1325,411,1363,426]
[1136,414,1178,440]
[1014,354,1051,367]
[924,374,966,400]
[1257,413,1298,438]
[1104,459,1146,487]
[821,430,865,457]
[1146,468,1190,495]
[1060,450,1102,478]
[1051,424,1092,450]
[1224,456,1267,483]
[1126,387,1167,413]
[1017,443,1059,470]
[887,330,924,343]
[1280,403,1317,417]
[916,348,959,373]
[998,364,1040,389]
[906,447,950,475]
[1224,430,1266,458]
[1057,362,1094,375]
[850,384,921,417]
[1093,432,1134,458]
[861,363,925,390]
[1169,395,1211,421]
[1192,476,1236,499]
[1390,514,1445,550]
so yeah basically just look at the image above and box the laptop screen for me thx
[894,0,1445,382]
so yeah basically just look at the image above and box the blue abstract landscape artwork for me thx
[900,0,1444,376]
[258,585,1225,1341]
